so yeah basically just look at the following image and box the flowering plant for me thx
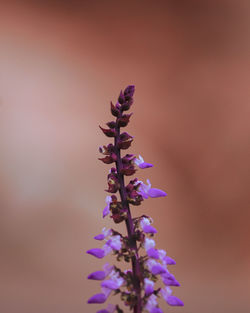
[87,86,183,313]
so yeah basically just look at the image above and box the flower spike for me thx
[86,86,183,312]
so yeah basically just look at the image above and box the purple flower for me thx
[161,287,184,307]
[134,155,153,169]
[88,271,106,280]
[144,237,156,250]
[146,259,167,275]
[161,272,180,287]
[103,196,112,218]
[147,248,160,259]
[163,256,176,265]
[151,264,167,275]
[94,228,112,240]
[105,235,122,250]
[101,234,122,257]
[87,263,113,281]
[101,269,124,290]
[87,293,106,304]
[137,179,167,199]
[144,238,160,259]
[158,249,176,265]
[144,278,154,296]
[87,248,105,259]
[140,217,157,234]
[145,294,160,313]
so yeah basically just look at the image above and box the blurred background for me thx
[0,1,250,312]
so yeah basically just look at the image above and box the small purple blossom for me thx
[137,179,167,199]
[161,287,184,306]
[144,278,154,296]
[162,274,181,287]
[134,155,153,169]
[103,196,112,218]
[104,235,122,252]
[146,259,167,275]
[140,217,157,234]
[94,228,112,240]
[145,294,161,313]
[101,269,124,290]
[87,271,106,280]
[87,293,106,304]
[87,248,105,259]
[87,263,113,281]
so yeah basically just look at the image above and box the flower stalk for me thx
[86,86,183,313]
[114,110,142,313]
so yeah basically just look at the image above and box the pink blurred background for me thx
[0,1,250,312]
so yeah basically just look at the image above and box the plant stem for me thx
[114,116,142,313]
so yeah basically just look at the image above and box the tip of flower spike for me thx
[87,293,106,304]
[124,85,135,97]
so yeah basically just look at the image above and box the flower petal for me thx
[139,162,153,169]
[167,296,184,306]
[147,248,160,259]
[163,256,176,265]
[87,248,105,259]
[103,205,110,218]
[87,271,106,280]
[151,264,167,275]
[87,293,106,304]
[151,308,163,313]
[148,188,167,198]
[94,234,105,240]
[101,280,119,290]
[143,224,157,234]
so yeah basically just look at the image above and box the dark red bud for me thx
[111,214,125,224]
[111,101,120,117]
[120,165,136,176]
[118,132,133,149]
[106,121,116,129]
[122,154,135,164]
[99,126,116,137]
[118,91,125,104]
[121,99,133,111]
[106,173,119,193]
[124,85,135,98]
[117,113,132,127]
[98,154,117,164]
[111,195,117,202]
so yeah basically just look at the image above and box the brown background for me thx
[0,1,250,313]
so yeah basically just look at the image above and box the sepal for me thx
[111,101,120,117]
[99,126,116,137]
